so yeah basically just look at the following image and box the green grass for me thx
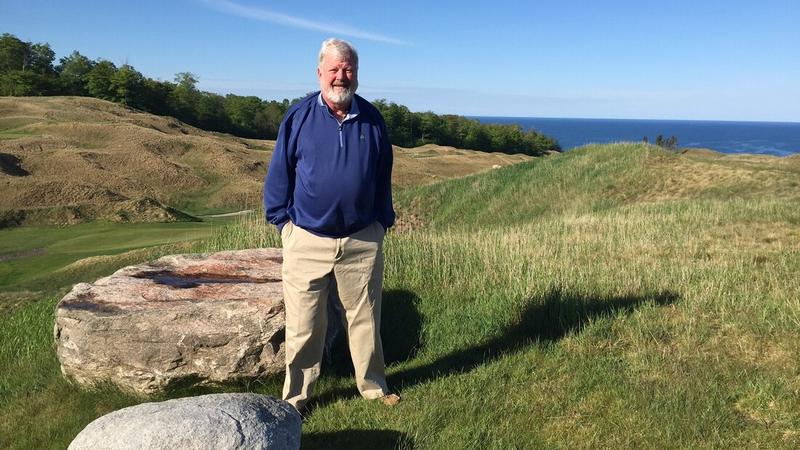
[0,294,144,448]
[1,143,799,449]
[243,143,273,152]
[0,220,230,448]
[169,151,236,216]
[0,116,40,139]
[0,221,217,308]
[0,130,35,139]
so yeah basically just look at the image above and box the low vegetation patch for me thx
[1,143,798,449]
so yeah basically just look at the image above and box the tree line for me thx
[642,135,679,150]
[373,100,559,155]
[0,33,559,155]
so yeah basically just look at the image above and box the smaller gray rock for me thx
[69,393,301,450]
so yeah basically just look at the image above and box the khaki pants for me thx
[280,221,388,410]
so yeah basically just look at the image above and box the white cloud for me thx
[201,0,412,46]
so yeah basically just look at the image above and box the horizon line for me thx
[464,114,800,125]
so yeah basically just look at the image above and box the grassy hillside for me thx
[0,97,531,227]
[397,142,800,230]
[0,96,273,224]
[1,143,798,448]
[210,143,800,448]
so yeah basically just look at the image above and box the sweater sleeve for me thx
[263,115,296,231]
[375,119,396,231]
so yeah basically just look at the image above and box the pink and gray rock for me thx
[54,248,287,393]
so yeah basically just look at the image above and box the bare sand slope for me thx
[0,97,534,227]
[0,97,270,226]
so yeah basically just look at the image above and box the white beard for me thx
[324,82,358,106]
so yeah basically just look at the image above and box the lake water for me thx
[473,117,800,157]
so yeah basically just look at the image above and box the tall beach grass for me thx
[1,143,798,448]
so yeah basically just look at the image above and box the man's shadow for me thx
[302,429,411,450]
[323,288,422,375]
[388,287,678,389]
[313,286,677,408]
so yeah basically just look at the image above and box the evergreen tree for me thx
[666,135,678,149]
[57,51,93,95]
[85,60,118,100]
[0,33,28,72]
[223,94,257,136]
[28,43,55,75]
[170,72,200,123]
[196,92,230,132]
[111,64,145,106]
[0,34,58,95]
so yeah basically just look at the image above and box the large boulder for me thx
[68,393,301,450]
[54,249,287,393]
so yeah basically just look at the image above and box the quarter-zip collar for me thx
[318,92,360,147]
[317,93,360,123]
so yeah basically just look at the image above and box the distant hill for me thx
[397,142,800,231]
[0,97,533,227]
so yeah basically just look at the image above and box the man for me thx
[263,38,399,412]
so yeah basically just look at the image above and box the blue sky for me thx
[2,0,798,121]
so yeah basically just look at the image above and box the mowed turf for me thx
[2,143,799,449]
[0,221,217,313]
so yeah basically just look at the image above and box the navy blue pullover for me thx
[263,92,395,238]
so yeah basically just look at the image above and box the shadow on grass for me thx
[161,375,285,401]
[305,289,422,411]
[313,287,678,408]
[302,429,411,450]
[323,289,423,376]
[381,290,424,365]
[390,287,678,389]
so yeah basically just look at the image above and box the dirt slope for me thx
[0,97,533,227]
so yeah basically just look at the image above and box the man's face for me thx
[318,52,358,107]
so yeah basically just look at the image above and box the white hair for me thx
[318,38,359,68]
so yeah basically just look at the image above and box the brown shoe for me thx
[379,393,401,406]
